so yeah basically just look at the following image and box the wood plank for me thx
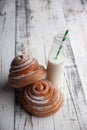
[15,0,53,130]
[53,74,80,130]
[0,0,15,130]
[15,0,81,130]
[62,0,87,101]
[16,0,29,56]
[65,66,87,130]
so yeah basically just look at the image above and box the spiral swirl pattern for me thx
[22,80,63,117]
[8,55,47,88]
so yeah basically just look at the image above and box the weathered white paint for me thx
[0,0,87,130]
[62,0,87,102]
[65,66,87,130]
[0,0,15,130]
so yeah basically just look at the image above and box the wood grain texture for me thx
[0,0,87,129]
[65,66,87,130]
[0,0,15,130]
[62,0,87,102]
[16,0,29,56]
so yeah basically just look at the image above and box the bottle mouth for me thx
[54,34,69,43]
[54,34,63,43]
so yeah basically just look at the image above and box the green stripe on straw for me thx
[55,29,69,59]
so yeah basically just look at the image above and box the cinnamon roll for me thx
[8,55,47,88]
[22,79,63,117]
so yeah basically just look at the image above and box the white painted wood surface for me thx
[0,0,87,130]
[0,0,15,130]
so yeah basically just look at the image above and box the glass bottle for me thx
[47,34,66,88]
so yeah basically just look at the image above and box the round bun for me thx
[8,55,47,88]
[22,79,63,117]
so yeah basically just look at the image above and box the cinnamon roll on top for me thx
[8,55,47,88]
[22,79,63,117]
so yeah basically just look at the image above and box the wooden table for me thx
[0,0,87,130]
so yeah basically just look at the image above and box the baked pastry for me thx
[8,55,47,88]
[22,79,63,117]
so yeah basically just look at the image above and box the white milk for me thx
[47,53,65,87]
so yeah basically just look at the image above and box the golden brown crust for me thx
[8,55,47,88]
[22,79,63,117]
